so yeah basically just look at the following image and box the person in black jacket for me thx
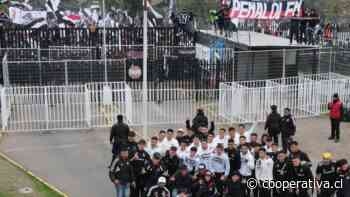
[145,153,167,190]
[170,165,193,196]
[280,108,296,152]
[273,151,291,197]
[109,114,130,167]
[109,147,135,197]
[316,152,337,197]
[147,177,171,197]
[265,105,282,145]
[224,171,244,197]
[192,108,209,134]
[225,139,241,176]
[336,159,350,197]
[289,157,314,197]
[288,141,312,167]
[290,11,300,44]
[130,139,151,197]
[161,146,181,177]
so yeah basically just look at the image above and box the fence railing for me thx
[1,72,349,132]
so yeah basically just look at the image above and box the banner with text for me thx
[222,0,303,20]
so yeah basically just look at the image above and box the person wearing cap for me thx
[328,93,343,143]
[255,148,274,197]
[209,143,230,195]
[273,151,291,197]
[336,159,350,197]
[288,157,313,197]
[265,105,282,145]
[109,147,135,197]
[224,171,244,197]
[183,146,199,175]
[280,107,296,152]
[193,163,209,182]
[316,152,337,197]
[225,139,241,176]
[162,146,181,177]
[130,139,151,197]
[170,165,193,196]
[176,128,187,145]
[147,177,170,197]
[109,114,130,167]
[239,143,255,197]
[145,153,167,190]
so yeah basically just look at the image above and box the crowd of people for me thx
[108,94,348,197]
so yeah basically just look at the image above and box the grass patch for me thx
[0,156,64,197]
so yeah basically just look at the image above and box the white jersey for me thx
[239,151,255,177]
[255,157,274,181]
[159,138,179,153]
[213,135,229,148]
[177,148,189,160]
[146,145,161,158]
[197,147,213,169]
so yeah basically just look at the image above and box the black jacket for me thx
[131,149,151,177]
[289,151,312,167]
[265,112,282,135]
[172,173,193,193]
[224,181,244,197]
[109,158,135,184]
[225,148,241,175]
[288,164,313,191]
[337,169,350,197]
[192,112,208,131]
[161,153,181,177]
[316,161,337,185]
[147,185,170,197]
[280,115,296,137]
[145,163,166,189]
[110,121,130,145]
[273,160,290,181]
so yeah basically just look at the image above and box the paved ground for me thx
[0,117,349,197]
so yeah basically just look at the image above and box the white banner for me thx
[9,7,47,25]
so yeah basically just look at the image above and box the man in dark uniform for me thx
[109,114,130,167]
[109,147,135,197]
[161,146,181,177]
[265,105,282,144]
[316,152,337,197]
[127,131,138,158]
[280,108,296,152]
[130,139,151,197]
[273,151,291,197]
[289,157,313,197]
[328,93,343,143]
[336,159,350,197]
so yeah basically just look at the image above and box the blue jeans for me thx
[115,183,130,197]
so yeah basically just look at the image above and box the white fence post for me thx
[44,87,49,130]
[85,84,91,128]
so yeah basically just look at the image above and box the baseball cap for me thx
[158,177,166,184]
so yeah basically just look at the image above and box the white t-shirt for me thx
[207,141,217,151]
[177,148,189,160]
[255,157,274,181]
[146,145,161,158]
[213,135,229,148]
[160,138,179,153]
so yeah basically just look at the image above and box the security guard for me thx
[316,152,337,197]
[280,108,296,152]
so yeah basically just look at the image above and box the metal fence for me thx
[219,72,350,123]
[1,47,337,88]
[2,72,350,132]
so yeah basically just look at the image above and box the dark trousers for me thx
[131,177,146,197]
[269,132,279,145]
[290,29,298,44]
[281,134,292,152]
[214,172,225,195]
[259,186,271,197]
[330,118,340,140]
[242,176,253,197]
[318,189,336,197]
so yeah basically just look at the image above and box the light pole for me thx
[103,0,108,82]
[142,0,148,138]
